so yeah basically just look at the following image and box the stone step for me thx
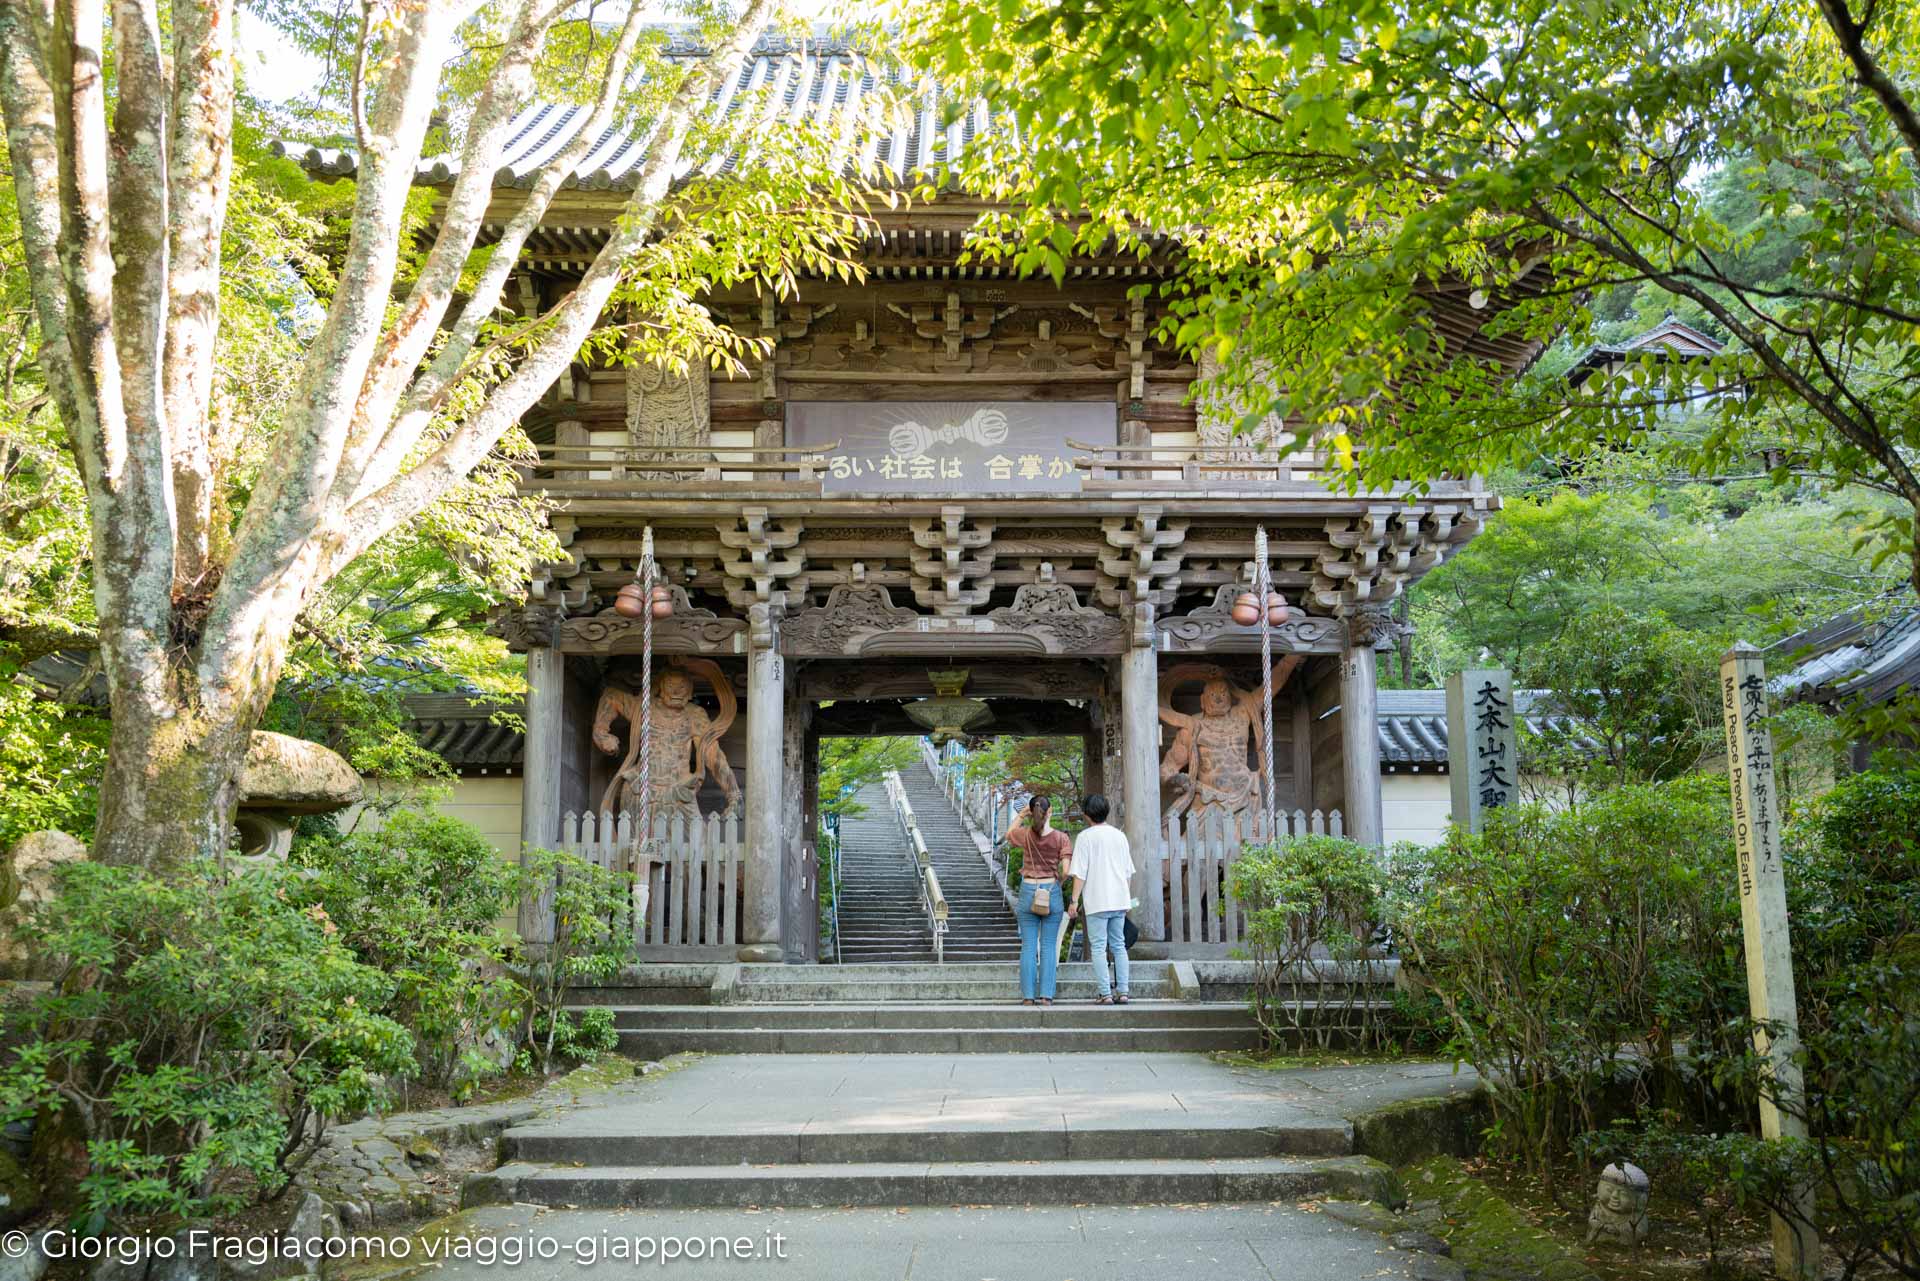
[613,1024,1257,1054]
[501,1117,1344,1166]
[469,1155,1395,1210]
[738,960,1179,981]
[726,980,1179,1003]
[601,1001,1253,1030]
[832,952,1029,962]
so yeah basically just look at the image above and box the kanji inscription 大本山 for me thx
[1446,668,1517,833]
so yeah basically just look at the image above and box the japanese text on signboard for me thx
[1722,667,1778,901]
[786,401,1117,494]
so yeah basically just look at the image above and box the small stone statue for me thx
[1585,1162,1651,1248]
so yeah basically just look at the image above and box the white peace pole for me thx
[1719,642,1818,1280]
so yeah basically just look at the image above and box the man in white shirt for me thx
[1064,794,1135,1004]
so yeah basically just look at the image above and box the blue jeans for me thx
[1087,910,1131,997]
[1016,880,1065,999]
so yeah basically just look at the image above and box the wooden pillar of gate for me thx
[1120,606,1165,942]
[740,603,786,961]
[1339,608,1387,848]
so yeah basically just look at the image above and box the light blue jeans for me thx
[1087,910,1131,997]
[1016,879,1065,1000]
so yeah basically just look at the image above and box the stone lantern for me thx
[233,731,365,860]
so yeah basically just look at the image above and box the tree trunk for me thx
[0,0,785,878]
[89,656,261,871]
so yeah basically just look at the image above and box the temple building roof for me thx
[401,693,526,772]
[273,31,988,191]
[1772,596,1920,709]
[1375,688,1596,772]
[1566,314,1726,388]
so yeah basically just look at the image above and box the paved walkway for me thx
[386,1202,1424,1280]
[504,1052,1480,1150]
[482,1053,1480,1211]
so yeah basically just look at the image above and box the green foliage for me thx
[1577,1114,1755,1265]
[0,394,93,667]
[903,0,1920,585]
[816,736,919,821]
[1399,770,1920,1267]
[0,859,414,1222]
[1667,773,1920,1274]
[516,848,631,1074]
[293,811,522,1098]
[1408,488,1901,686]
[527,1007,619,1072]
[1788,771,1920,1017]
[963,737,1086,818]
[1584,978,1920,1272]
[1390,778,1744,1192]
[1228,835,1389,1050]
[1519,604,1721,790]
[0,681,108,850]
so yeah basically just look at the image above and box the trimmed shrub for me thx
[294,811,522,1098]
[1228,834,1389,1050]
[516,848,631,1073]
[1390,777,1744,1192]
[0,859,413,1222]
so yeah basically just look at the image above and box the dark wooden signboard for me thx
[787,400,1117,494]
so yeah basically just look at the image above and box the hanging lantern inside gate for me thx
[1231,591,1261,626]
[905,668,993,746]
[614,581,648,618]
[1266,591,1289,627]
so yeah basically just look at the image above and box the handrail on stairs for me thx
[915,737,1022,913]
[883,768,949,964]
[823,821,843,965]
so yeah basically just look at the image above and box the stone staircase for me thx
[831,768,1022,964]
[830,782,933,963]
[471,1052,1404,1211]
[601,961,1261,1055]
[900,763,1026,962]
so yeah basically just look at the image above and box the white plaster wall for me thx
[1382,770,1567,847]
[1382,771,1453,847]
[343,776,523,860]
[433,776,523,857]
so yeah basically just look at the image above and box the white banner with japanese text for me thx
[786,400,1117,493]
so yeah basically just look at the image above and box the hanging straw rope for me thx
[635,526,655,934]
[1255,525,1277,835]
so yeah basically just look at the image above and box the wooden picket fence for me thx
[554,810,744,955]
[1160,807,1344,949]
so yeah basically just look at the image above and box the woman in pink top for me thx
[1005,795,1073,1004]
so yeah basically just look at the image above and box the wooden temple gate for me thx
[283,32,1541,964]
[401,51,1529,966]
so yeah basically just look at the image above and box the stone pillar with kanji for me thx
[1446,668,1517,833]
